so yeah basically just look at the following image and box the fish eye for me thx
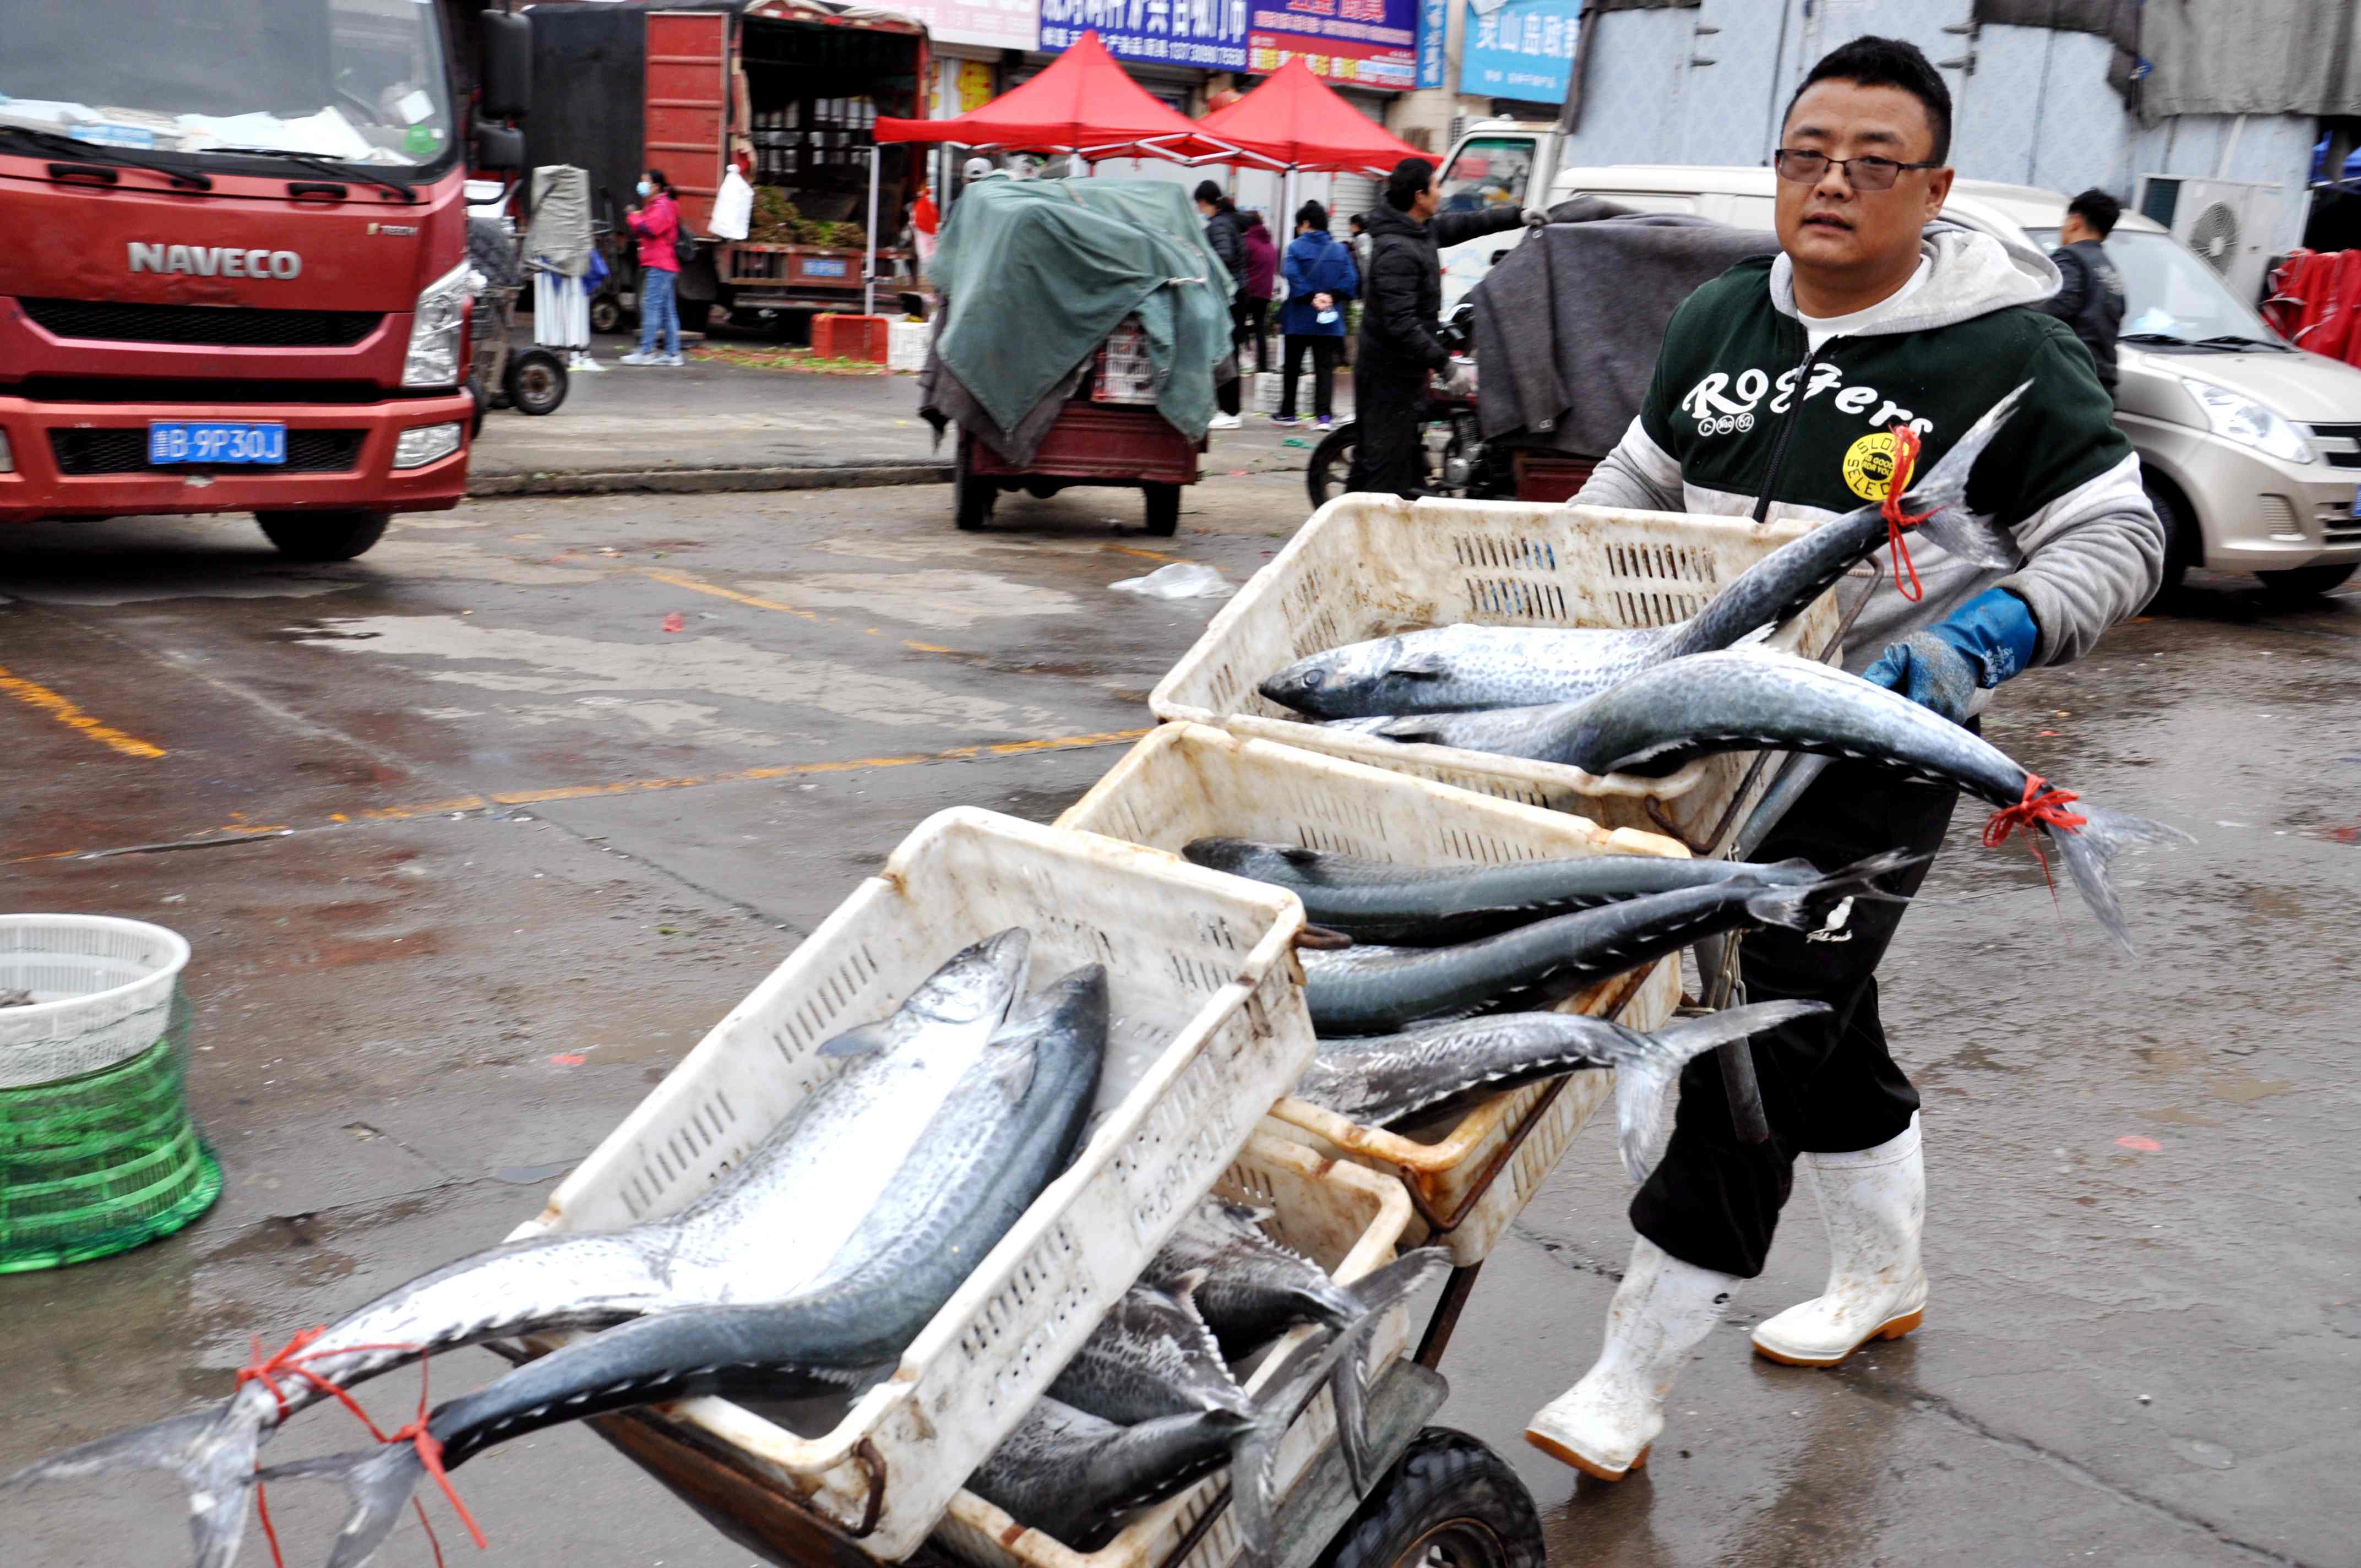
[1301,669,1325,689]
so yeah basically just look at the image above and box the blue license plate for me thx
[802,257,848,277]
[148,421,287,465]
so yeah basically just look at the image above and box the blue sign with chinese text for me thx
[1416,0,1445,88]
[1041,0,1251,73]
[1457,0,1578,103]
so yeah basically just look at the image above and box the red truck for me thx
[0,2,532,561]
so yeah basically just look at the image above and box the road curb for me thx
[468,461,952,498]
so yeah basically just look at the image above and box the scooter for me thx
[1304,302,1514,507]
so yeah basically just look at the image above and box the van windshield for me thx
[1438,138,1534,215]
[2030,227,2285,347]
[1,0,453,170]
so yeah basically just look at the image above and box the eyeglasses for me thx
[1772,149,1942,191]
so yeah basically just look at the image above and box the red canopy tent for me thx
[1195,58,1429,177]
[874,31,1233,164]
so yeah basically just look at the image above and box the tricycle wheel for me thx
[1316,1428,1543,1568]
[954,439,996,532]
[589,294,622,335]
[504,348,569,416]
[1307,421,1358,509]
[1143,482,1181,537]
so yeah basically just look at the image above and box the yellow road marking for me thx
[0,665,167,759]
[1107,544,1194,564]
[640,568,822,622]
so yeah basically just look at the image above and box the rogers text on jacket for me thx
[1679,366,1934,439]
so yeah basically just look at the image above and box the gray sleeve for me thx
[1570,416,1684,511]
[1995,451,2163,666]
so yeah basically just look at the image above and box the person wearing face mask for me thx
[621,168,684,367]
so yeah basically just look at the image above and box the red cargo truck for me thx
[0,1,531,560]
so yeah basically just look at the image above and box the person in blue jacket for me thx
[1274,200,1359,428]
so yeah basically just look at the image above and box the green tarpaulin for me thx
[928,178,1232,443]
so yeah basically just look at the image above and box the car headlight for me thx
[393,422,464,469]
[403,260,474,389]
[2181,377,2314,464]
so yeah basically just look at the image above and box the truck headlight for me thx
[2181,377,2314,464]
[393,422,464,469]
[402,260,474,389]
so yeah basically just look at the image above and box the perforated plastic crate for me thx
[931,1133,1413,1568]
[505,808,1314,1559]
[1149,495,1844,855]
[1057,724,1682,1264]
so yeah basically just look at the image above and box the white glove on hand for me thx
[1521,206,1551,228]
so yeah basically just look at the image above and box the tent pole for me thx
[864,143,881,318]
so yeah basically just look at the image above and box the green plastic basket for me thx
[1,916,220,1273]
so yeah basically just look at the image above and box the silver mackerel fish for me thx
[3,930,1035,1568]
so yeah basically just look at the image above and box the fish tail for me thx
[2048,805,2191,956]
[1910,500,2017,570]
[2,1402,263,1568]
[255,1442,425,1568]
[1741,848,1925,932]
[1607,1002,1831,1183]
[1332,1249,1449,1497]
[1897,380,2032,516]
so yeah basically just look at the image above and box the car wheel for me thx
[2255,562,2357,598]
[2142,478,2197,609]
[257,511,390,562]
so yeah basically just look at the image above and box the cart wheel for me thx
[1316,1429,1543,1568]
[589,294,622,335]
[504,348,569,416]
[1143,482,1181,537]
[256,510,390,563]
[954,440,996,532]
[1306,421,1358,509]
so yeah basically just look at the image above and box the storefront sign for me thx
[1246,0,1420,90]
[1457,0,1578,103]
[895,0,1040,53]
[955,59,997,112]
[1040,0,1250,72]
[1416,0,1445,89]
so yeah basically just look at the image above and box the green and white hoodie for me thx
[1577,222,2162,674]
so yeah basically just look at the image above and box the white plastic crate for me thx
[506,808,1314,1559]
[1057,724,1683,1265]
[888,318,932,373]
[1251,372,1312,415]
[932,1133,1413,1568]
[0,916,190,1087]
[1149,495,1845,855]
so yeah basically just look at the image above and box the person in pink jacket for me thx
[622,168,684,366]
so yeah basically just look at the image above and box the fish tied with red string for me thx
[1515,649,2188,952]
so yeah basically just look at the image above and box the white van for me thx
[1429,135,2361,596]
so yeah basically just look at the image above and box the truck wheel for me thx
[2142,477,2197,608]
[678,299,712,334]
[2255,563,2357,598]
[589,295,622,335]
[1316,1429,1544,1568]
[1143,482,1181,537]
[954,442,996,532]
[1307,422,1358,509]
[504,348,569,416]
[257,511,390,562]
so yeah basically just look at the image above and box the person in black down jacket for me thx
[1350,157,1541,494]
[2038,187,2127,394]
[1196,180,1249,427]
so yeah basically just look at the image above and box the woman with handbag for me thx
[1274,201,1358,428]
[622,168,685,367]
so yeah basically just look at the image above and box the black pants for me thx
[1279,334,1340,421]
[1236,297,1271,374]
[1346,345,1429,497]
[1217,371,1241,417]
[1629,749,1965,1278]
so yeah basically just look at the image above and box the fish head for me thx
[1258,637,1406,717]
[905,927,1031,1029]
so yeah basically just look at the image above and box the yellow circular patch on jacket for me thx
[1841,431,1902,502]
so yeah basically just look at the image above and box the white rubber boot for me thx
[1524,1237,1740,1480]
[1752,1114,1927,1368]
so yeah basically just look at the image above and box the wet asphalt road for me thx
[0,477,2354,1568]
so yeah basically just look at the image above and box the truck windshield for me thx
[2,0,453,170]
[2029,226,2284,347]
[1438,138,1534,216]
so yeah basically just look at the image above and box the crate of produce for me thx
[932,1132,1413,1568]
[505,807,1314,1559]
[1057,723,1683,1265]
[1149,494,1845,855]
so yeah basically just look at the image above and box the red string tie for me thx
[1879,422,1932,603]
[1981,772,2089,895]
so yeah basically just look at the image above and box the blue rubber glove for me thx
[1864,587,2038,724]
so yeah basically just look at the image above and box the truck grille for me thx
[20,298,384,349]
[2304,422,2361,469]
[47,428,366,475]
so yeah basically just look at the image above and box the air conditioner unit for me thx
[2137,175,2284,306]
